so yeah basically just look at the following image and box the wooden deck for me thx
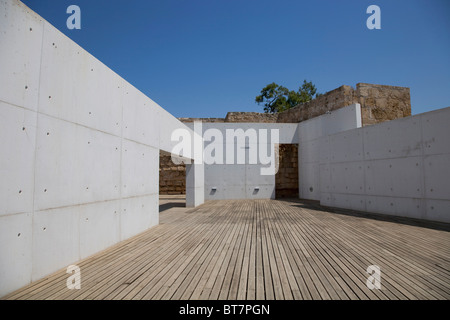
[3,198,450,300]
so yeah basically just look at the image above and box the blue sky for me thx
[22,0,450,118]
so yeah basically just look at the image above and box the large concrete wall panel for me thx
[329,130,364,163]
[120,194,158,241]
[299,139,320,164]
[159,109,198,156]
[33,114,121,211]
[0,102,37,216]
[299,162,319,200]
[365,196,424,220]
[32,206,79,281]
[329,161,365,195]
[424,199,450,222]
[246,164,275,186]
[298,104,362,201]
[365,157,423,198]
[79,200,121,260]
[298,104,362,142]
[121,140,159,198]
[186,163,205,207]
[423,154,450,200]
[122,87,161,149]
[245,184,275,199]
[0,212,32,296]
[363,116,422,160]
[325,193,367,212]
[421,107,450,155]
[319,163,331,194]
[198,122,295,201]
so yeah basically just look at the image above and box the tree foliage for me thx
[255,80,319,113]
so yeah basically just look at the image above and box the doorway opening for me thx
[275,144,299,199]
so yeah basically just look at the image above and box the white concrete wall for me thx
[298,104,362,200]
[0,0,197,297]
[320,106,450,223]
[184,122,298,200]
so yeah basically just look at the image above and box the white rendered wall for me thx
[320,106,450,223]
[298,104,362,200]
[0,0,198,297]
[184,122,298,200]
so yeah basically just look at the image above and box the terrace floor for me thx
[3,197,450,300]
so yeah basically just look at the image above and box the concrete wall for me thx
[320,106,450,223]
[298,104,363,200]
[0,0,198,297]
[184,122,298,200]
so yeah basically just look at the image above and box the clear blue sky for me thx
[22,0,450,118]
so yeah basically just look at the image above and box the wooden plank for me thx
[244,201,257,300]
[258,201,275,300]
[228,200,252,300]
[255,201,265,300]
[261,200,293,300]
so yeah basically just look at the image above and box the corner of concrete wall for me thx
[356,83,411,126]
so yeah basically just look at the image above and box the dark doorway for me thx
[275,144,299,198]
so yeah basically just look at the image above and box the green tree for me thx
[256,80,319,113]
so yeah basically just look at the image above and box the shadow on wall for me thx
[159,202,185,212]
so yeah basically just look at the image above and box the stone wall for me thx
[275,144,299,198]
